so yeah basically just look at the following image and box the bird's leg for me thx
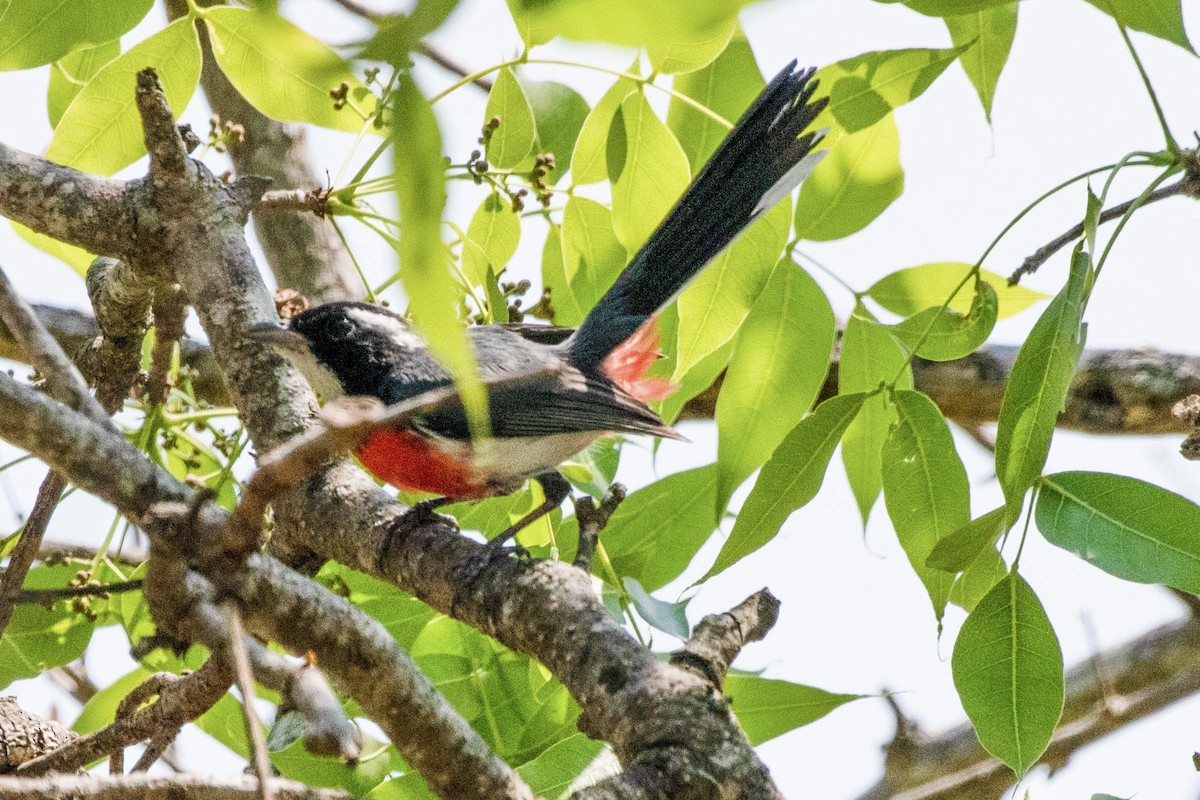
[486,471,572,554]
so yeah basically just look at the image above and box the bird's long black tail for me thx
[566,61,828,372]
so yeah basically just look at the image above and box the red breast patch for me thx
[356,428,488,499]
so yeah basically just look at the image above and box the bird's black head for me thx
[249,301,428,399]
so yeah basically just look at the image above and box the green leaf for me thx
[195,693,253,759]
[1038,471,1200,593]
[610,90,691,252]
[949,546,1008,612]
[646,14,736,74]
[816,46,965,135]
[994,246,1089,521]
[945,3,1018,122]
[359,0,457,62]
[272,728,398,794]
[48,40,119,128]
[0,565,93,688]
[654,312,733,425]
[505,0,751,50]
[840,309,912,526]
[204,7,374,133]
[522,79,589,184]
[391,76,487,438]
[927,505,1006,572]
[460,193,521,287]
[868,263,1048,320]
[889,278,998,361]
[73,667,156,734]
[0,0,151,70]
[952,572,1063,778]
[674,199,790,378]
[705,393,866,581]
[570,71,638,185]
[667,30,762,174]
[623,578,689,638]
[562,465,719,591]
[516,733,605,800]
[725,675,865,746]
[44,17,201,175]
[484,68,536,169]
[794,114,903,242]
[881,389,970,622]
[716,259,835,513]
[557,196,627,324]
[317,564,437,650]
[1080,0,1195,54]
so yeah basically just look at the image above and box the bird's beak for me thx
[246,320,309,352]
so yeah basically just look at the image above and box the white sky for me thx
[3,0,1200,797]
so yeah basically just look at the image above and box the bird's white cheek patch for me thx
[345,306,426,350]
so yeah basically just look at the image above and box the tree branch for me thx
[0,142,135,260]
[0,773,351,800]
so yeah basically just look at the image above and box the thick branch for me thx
[0,696,77,772]
[670,590,781,692]
[0,773,350,800]
[0,142,135,259]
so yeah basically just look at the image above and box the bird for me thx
[252,61,829,550]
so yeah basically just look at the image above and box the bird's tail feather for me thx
[567,61,828,372]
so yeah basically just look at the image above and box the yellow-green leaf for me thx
[204,7,375,134]
[868,263,1048,320]
[610,90,690,251]
[48,39,119,128]
[0,0,150,70]
[557,196,627,324]
[570,70,637,185]
[716,259,835,513]
[484,68,536,169]
[461,192,521,286]
[45,17,201,175]
[794,113,903,242]
[945,3,1018,122]
[646,13,736,74]
[889,278,998,361]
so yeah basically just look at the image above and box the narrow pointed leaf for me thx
[725,675,866,745]
[881,389,969,621]
[868,263,1047,320]
[484,68,536,169]
[945,4,1018,122]
[716,258,835,512]
[794,113,903,242]
[204,7,375,133]
[624,578,690,638]
[45,17,201,175]
[994,247,1089,520]
[610,90,690,251]
[1037,471,1200,593]
[840,309,911,525]
[952,572,1064,778]
[705,392,867,581]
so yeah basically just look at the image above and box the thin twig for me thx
[225,601,276,800]
[668,589,782,692]
[0,471,68,638]
[573,484,626,571]
[418,43,494,92]
[5,578,144,604]
[1009,179,1187,284]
